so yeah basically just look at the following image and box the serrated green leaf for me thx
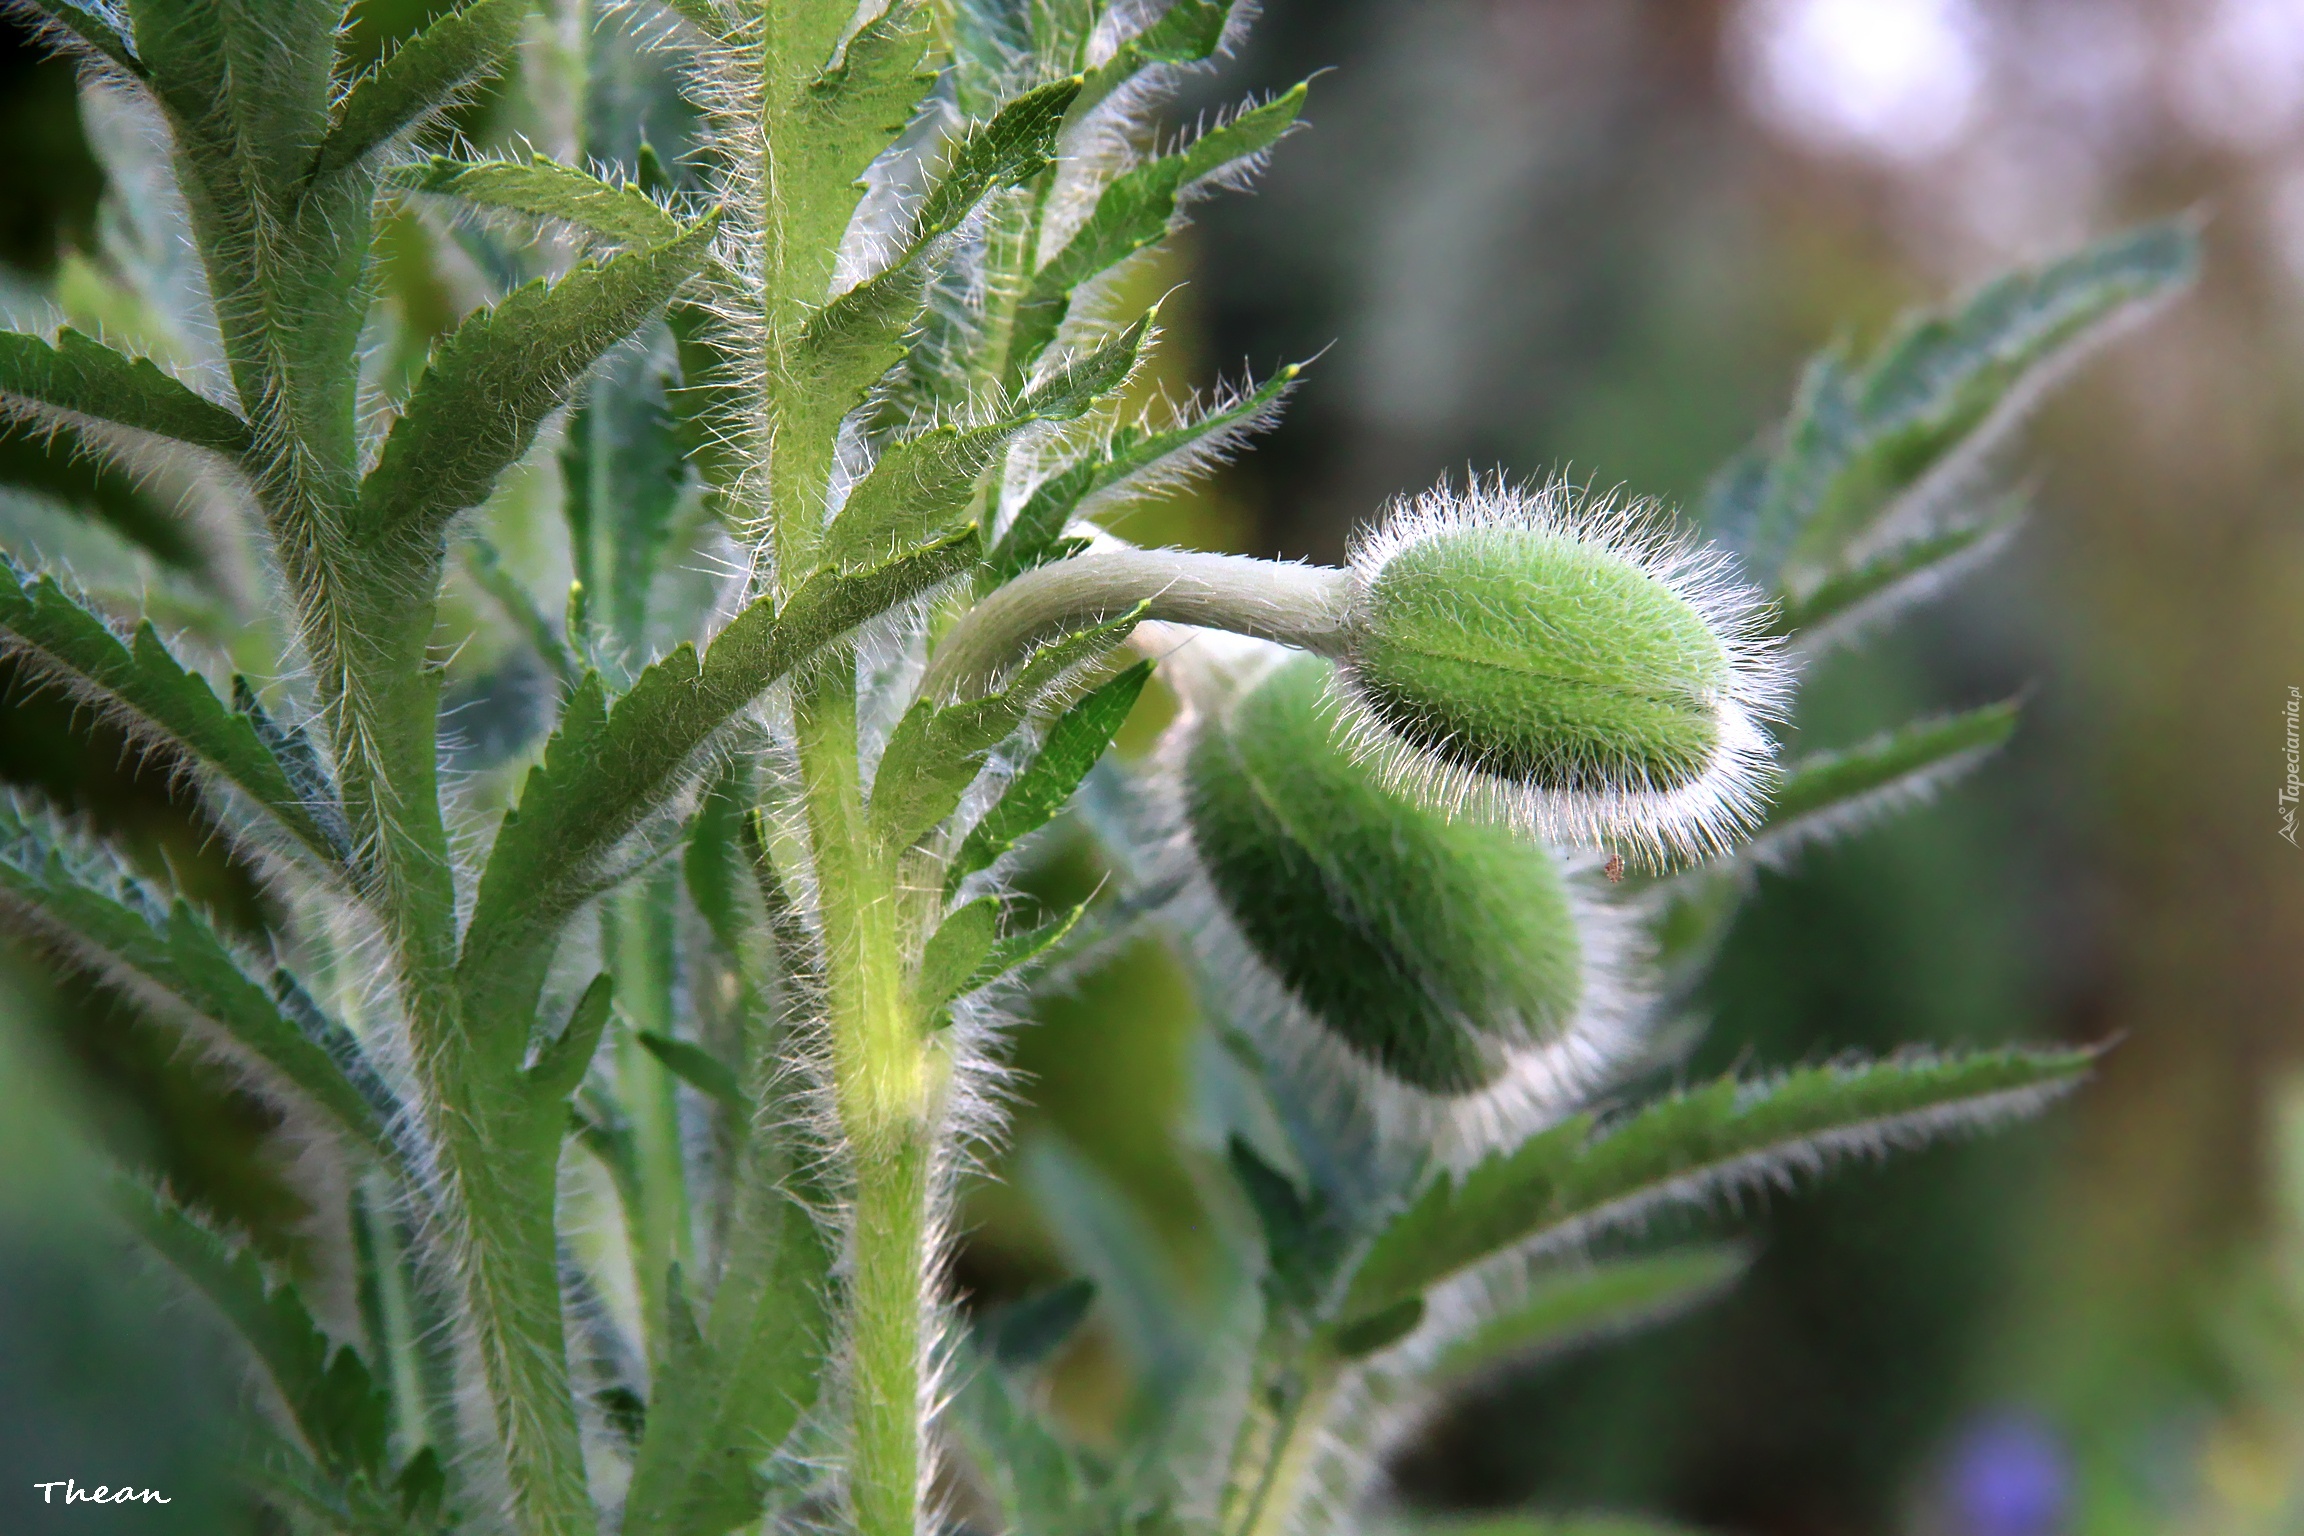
[918,77,1083,235]
[460,528,980,1026]
[312,0,527,184]
[407,154,683,246]
[0,804,392,1159]
[1755,702,2020,860]
[780,1,936,307]
[635,1029,744,1110]
[1431,1246,1750,1383]
[986,364,1297,583]
[358,219,715,546]
[1015,310,1156,419]
[1010,85,1304,371]
[116,1179,392,1479]
[0,328,250,452]
[867,603,1143,850]
[1342,1049,2092,1324]
[1733,221,2195,586]
[0,559,341,861]
[958,900,1084,999]
[530,972,614,1103]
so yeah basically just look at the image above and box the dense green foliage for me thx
[0,1,2191,1534]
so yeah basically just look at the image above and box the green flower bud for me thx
[1185,653,1586,1095]
[1339,482,1787,862]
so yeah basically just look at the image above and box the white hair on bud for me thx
[1335,475,1796,871]
[1138,647,1658,1167]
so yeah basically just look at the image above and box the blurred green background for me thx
[4,2,2303,1533]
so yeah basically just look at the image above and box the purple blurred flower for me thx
[1945,1411,2072,1536]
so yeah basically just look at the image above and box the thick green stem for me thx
[797,652,942,1536]
[1222,1345,1340,1536]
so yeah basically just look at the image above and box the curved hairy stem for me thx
[922,550,1355,699]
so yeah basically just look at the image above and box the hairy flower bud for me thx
[1338,480,1788,862]
[1185,654,1586,1095]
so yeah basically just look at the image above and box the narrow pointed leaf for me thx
[312,0,527,183]
[915,897,999,1015]
[530,972,615,1102]
[819,423,1008,574]
[1011,84,1304,368]
[948,660,1150,890]
[780,0,936,301]
[635,1029,744,1110]
[1775,520,2009,640]
[0,328,250,452]
[797,76,1083,420]
[957,900,1085,999]
[407,154,682,246]
[819,316,1151,576]
[1342,1049,2092,1324]
[1732,221,2196,585]
[1754,702,2020,861]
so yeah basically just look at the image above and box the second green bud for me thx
[1185,654,1587,1095]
